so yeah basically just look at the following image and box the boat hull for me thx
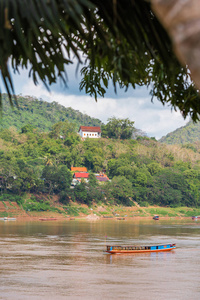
[106,244,176,254]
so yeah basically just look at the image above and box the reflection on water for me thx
[0,219,200,299]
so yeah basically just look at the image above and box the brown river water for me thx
[0,219,200,300]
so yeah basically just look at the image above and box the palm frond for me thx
[0,0,199,120]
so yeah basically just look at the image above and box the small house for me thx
[71,167,89,186]
[78,126,101,139]
[73,172,89,183]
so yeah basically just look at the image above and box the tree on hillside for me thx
[1,1,200,120]
[49,120,76,139]
[73,181,92,205]
[41,165,72,194]
[101,117,135,139]
[21,124,34,134]
[49,120,81,147]
[103,176,133,206]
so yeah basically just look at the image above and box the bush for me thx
[58,191,70,205]
[23,196,50,211]
[78,207,90,215]
[64,206,79,216]
[139,201,149,207]
[0,193,23,204]
[74,182,92,205]
[185,209,200,217]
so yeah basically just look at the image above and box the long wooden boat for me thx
[106,243,176,254]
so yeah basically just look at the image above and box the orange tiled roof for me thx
[79,126,101,133]
[71,167,87,172]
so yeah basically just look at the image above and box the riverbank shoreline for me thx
[0,200,199,222]
[0,214,193,222]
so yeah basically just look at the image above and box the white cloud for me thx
[21,80,189,139]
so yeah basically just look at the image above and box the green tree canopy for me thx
[104,176,133,206]
[49,120,76,139]
[102,117,135,139]
[41,165,72,194]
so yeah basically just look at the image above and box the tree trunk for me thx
[151,0,200,90]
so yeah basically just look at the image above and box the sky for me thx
[6,63,189,140]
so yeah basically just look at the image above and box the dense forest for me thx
[0,94,102,131]
[1,113,200,209]
[159,120,200,145]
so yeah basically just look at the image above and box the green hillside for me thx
[1,94,200,210]
[0,94,102,131]
[159,120,200,145]
[1,122,200,208]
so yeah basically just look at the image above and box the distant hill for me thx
[0,94,102,131]
[159,120,200,144]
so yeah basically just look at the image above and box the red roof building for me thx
[73,172,89,179]
[78,126,101,139]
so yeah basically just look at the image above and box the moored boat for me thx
[192,216,200,220]
[105,243,176,254]
[3,217,16,221]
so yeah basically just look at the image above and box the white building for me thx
[78,126,101,139]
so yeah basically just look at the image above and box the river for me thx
[0,219,200,299]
